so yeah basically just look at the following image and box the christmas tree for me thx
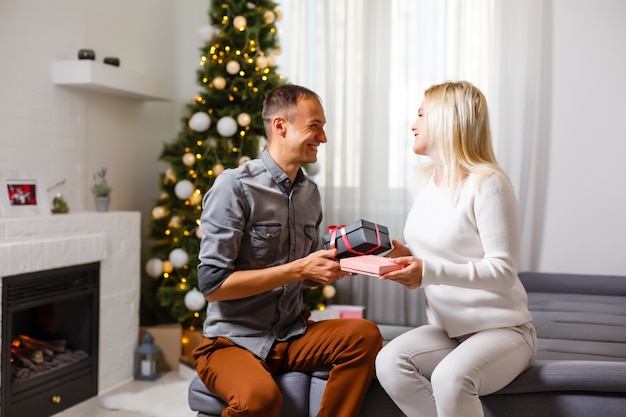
[143,0,285,328]
[142,0,333,329]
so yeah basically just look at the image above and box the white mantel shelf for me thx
[52,60,172,101]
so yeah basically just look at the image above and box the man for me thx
[193,84,383,417]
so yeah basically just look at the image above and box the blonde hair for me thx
[418,81,504,197]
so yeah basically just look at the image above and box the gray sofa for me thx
[188,272,626,416]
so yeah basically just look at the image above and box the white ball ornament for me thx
[237,112,251,127]
[216,116,238,137]
[246,2,255,9]
[212,76,226,90]
[233,15,247,31]
[145,258,164,278]
[182,152,196,166]
[238,156,251,166]
[189,112,211,132]
[169,248,189,268]
[184,287,207,311]
[206,138,217,149]
[198,24,212,42]
[174,180,195,200]
[304,162,321,176]
[226,60,240,75]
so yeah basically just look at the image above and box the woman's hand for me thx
[385,239,412,258]
[380,255,423,289]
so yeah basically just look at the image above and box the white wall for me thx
[539,0,626,274]
[1,0,625,279]
[0,0,209,273]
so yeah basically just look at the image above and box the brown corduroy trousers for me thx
[193,318,383,417]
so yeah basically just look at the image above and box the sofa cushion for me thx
[494,360,626,394]
[188,372,311,417]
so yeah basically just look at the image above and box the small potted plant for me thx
[91,167,112,212]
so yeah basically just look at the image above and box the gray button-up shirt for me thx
[197,150,322,359]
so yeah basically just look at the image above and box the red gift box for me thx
[340,255,403,277]
[322,219,391,259]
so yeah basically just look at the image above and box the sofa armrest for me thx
[493,360,626,395]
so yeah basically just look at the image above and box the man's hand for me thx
[300,248,352,285]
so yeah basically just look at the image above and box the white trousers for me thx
[375,323,537,417]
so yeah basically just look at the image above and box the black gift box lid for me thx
[322,219,390,259]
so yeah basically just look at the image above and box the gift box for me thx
[322,219,391,259]
[339,255,403,277]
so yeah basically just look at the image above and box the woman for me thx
[376,81,537,417]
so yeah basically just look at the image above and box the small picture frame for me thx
[0,170,50,217]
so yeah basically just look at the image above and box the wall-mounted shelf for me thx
[52,60,171,101]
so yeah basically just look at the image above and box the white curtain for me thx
[276,0,550,326]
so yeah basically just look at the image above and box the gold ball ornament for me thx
[237,112,251,126]
[195,227,204,239]
[152,206,167,219]
[162,260,174,273]
[169,215,182,228]
[164,167,177,183]
[226,60,240,75]
[256,56,268,69]
[182,152,196,166]
[212,76,227,90]
[322,285,336,299]
[233,15,247,31]
[189,192,203,205]
[263,11,276,24]
[212,163,225,176]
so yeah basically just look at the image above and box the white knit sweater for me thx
[404,173,532,338]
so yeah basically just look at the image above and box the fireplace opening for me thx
[1,262,99,417]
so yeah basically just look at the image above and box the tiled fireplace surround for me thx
[0,212,141,400]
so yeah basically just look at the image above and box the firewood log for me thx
[15,337,54,358]
[17,335,66,353]
[11,349,32,367]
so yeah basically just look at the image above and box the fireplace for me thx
[1,262,100,416]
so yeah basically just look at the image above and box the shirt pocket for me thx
[250,223,282,265]
[304,224,318,252]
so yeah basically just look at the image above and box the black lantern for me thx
[134,332,163,381]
